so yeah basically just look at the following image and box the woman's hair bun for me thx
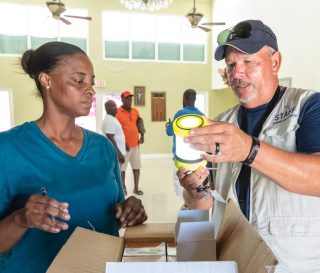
[20,49,35,79]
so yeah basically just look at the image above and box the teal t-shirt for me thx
[0,122,125,273]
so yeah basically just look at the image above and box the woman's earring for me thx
[46,86,50,90]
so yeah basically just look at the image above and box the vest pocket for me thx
[264,123,299,137]
[268,216,320,273]
[269,216,320,236]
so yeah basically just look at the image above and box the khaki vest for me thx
[215,88,320,273]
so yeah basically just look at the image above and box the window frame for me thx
[0,3,89,56]
[102,10,208,64]
[0,88,14,131]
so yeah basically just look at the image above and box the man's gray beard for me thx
[233,89,258,104]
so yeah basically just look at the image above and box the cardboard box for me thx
[123,223,175,243]
[106,261,238,273]
[175,209,210,237]
[123,242,166,257]
[121,256,166,262]
[47,199,277,273]
[122,242,166,262]
[46,223,175,273]
[177,221,216,261]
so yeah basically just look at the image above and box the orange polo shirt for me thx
[116,106,140,148]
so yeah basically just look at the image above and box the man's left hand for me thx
[139,134,144,144]
[184,120,252,163]
[115,196,148,228]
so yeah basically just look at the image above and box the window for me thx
[195,91,208,116]
[182,26,206,62]
[158,16,181,61]
[102,11,207,63]
[0,4,28,55]
[0,3,89,55]
[104,12,129,59]
[0,89,14,132]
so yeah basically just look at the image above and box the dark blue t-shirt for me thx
[236,90,320,219]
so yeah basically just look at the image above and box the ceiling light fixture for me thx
[120,0,172,12]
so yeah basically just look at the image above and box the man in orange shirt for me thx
[116,91,144,195]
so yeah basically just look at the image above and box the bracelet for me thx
[194,188,211,199]
[194,183,211,199]
[241,136,260,165]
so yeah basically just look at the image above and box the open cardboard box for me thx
[47,199,277,273]
[176,215,216,261]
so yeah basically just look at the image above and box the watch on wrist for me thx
[241,136,260,165]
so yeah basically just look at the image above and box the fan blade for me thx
[201,22,226,26]
[59,16,71,25]
[198,25,211,32]
[64,15,92,21]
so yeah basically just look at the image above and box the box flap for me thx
[177,222,216,261]
[124,223,175,243]
[177,221,215,242]
[175,210,210,237]
[211,190,227,238]
[216,199,278,273]
[106,261,238,273]
[47,227,124,273]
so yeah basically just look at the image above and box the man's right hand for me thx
[118,153,125,164]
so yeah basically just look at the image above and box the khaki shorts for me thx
[120,146,141,171]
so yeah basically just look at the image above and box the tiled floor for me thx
[123,157,184,223]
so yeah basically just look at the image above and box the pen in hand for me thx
[40,186,55,223]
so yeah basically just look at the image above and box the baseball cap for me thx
[214,20,278,61]
[121,90,134,98]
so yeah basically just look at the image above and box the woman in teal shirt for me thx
[0,41,147,273]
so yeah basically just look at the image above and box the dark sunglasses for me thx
[217,22,252,45]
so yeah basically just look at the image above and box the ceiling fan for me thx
[186,0,225,32]
[46,0,92,25]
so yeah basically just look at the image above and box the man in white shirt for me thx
[101,100,126,169]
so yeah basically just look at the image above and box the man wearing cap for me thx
[116,91,144,195]
[178,20,320,273]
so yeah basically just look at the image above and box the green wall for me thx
[0,0,238,154]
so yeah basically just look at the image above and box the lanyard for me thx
[240,86,281,136]
[237,86,281,217]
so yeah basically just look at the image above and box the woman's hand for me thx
[14,194,70,233]
[177,167,213,210]
[115,196,148,228]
